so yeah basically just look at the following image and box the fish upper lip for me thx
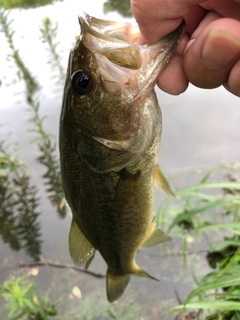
[79,12,185,49]
[79,13,128,44]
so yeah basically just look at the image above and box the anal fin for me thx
[69,217,96,269]
[141,224,171,248]
[155,165,176,197]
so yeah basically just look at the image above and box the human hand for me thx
[131,0,240,96]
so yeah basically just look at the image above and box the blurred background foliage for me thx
[0,0,63,10]
[103,0,132,17]
[0,0,132,17]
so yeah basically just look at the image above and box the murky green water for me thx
[0,1,240,319]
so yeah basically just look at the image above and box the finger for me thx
[156,53,189,94]
[131,0,198,43]
[156,34,189,94]
[131,0,240,43]
[183,5,207,35]
[183,18,240,89]
[224,58,240,96]
[186,10,221,41]
[200,0,240,20]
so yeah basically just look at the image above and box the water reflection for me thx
[36,138,67,219]
[0,8,67,219]
[0,143,42,260]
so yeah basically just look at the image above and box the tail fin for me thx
[106,266,158,303]
[106,270,130,303]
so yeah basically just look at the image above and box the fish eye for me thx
[71,69,93,96]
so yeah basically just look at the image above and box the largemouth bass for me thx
[59,13,185,303]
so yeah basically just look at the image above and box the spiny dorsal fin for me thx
[155,166,176,197]
[106,270,130,303]
[141,224,171,248]
[69,218,96,269]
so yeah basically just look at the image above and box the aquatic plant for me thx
[157,164,240,319]
[39,16,65,82]
[0,275,59,319]
[0,140,42,260]
[0,9,67,218]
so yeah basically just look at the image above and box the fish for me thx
[59,13,185,303]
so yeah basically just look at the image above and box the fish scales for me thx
[61,120,159,266]
[59,13,185,302]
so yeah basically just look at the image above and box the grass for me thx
[0,275,59,319]
[156,164,240,319]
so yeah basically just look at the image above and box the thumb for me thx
[131,0,203,43]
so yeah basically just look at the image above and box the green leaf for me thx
[177,182,240,195]
[23,298,36,310]
[185,274,240,303]
[208,240,240,252]
[38,307,47,320]
[173,300,240,312]
[21,282,34,296]
[9,310,26,320]
[168,197,238,231]
[197,222,240,234]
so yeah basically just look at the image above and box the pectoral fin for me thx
[155,166,176,197]
[69,218,96,269]
[141,224,170,248]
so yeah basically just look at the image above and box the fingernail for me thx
[201,29,240,70]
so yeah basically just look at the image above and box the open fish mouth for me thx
[80,13,141,43]
[79,13,186,72]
